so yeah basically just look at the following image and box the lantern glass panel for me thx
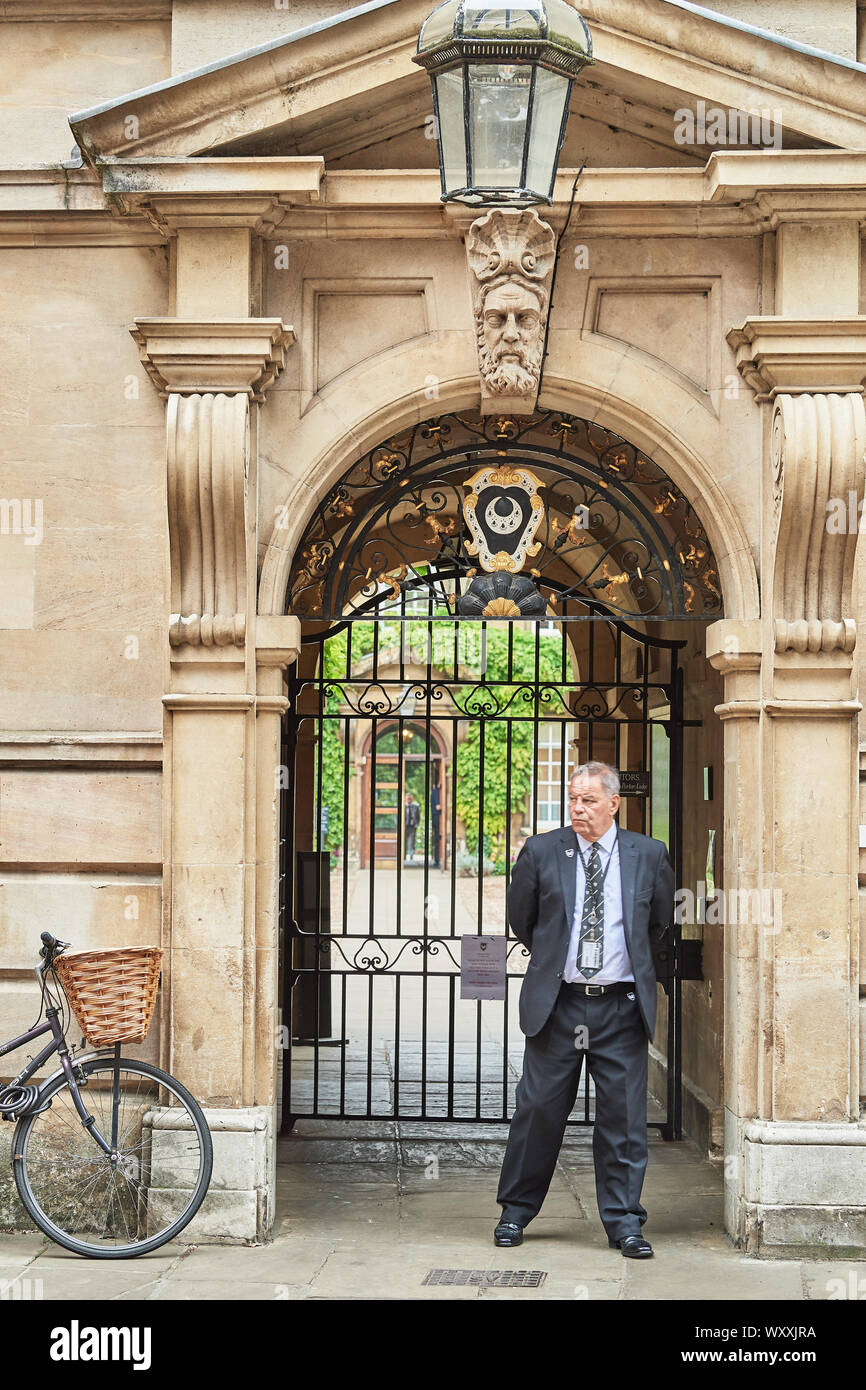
[468,63,532,191]
[433,69,467,194]
[524,67,571,198]
[418,0,460,53]
[459,3,544,39]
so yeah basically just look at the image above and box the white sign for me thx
[460,935,507,1001]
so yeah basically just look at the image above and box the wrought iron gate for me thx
[278,408,720,1139]
[279,595,688,1137]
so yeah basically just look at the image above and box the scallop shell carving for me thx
[466,209,557,288]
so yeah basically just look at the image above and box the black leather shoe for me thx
[494,1221,524,1247]
[609,1233,653,1258]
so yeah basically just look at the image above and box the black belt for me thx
[561,980,635,996]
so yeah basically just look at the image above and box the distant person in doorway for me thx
[493,761,674,1259]
[430,784,441,867]
[404,792,420,863]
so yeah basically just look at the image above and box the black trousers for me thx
[404,825,417,858]
[496,982,650,1240]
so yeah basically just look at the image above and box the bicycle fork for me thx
[58,1036,124,1164]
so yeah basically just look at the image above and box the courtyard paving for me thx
[2,1118,865,1302]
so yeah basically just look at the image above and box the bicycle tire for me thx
[12,1055,213,1259]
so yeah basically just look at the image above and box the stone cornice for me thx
[713,698,864,719]
[727,319,866,399]
[4,159,866,243]
[130,318,294,400]
[100,157,324,231]
[69,2,429,161]
[0,733,162,766]
[0,0,170,16]
[65,0,866,162]
[162,694,256,711]
[764,698,862,716]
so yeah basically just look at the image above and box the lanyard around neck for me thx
[574,828,618,890]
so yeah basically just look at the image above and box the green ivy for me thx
[314,619,565,861]
[455,628,565,864]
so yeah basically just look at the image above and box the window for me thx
[527,722,574,830]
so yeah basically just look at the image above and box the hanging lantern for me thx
[414,0,592,207]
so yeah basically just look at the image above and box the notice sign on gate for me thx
[460,935,507,1001]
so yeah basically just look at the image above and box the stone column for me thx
[133,318,295,1240]
[725,301,866,1253]
[707,619,764,1241]
[254,618,301,1129]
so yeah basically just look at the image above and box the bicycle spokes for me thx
[14,1059,211,1256]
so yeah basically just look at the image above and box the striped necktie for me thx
[577,841,604,978]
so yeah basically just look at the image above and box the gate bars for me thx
[279,591,691,1138]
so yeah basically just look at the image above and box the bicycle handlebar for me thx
[39,932,70,964]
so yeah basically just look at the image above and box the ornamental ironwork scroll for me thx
[287,409,722,622]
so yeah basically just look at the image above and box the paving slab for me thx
[800,1261,866,1300]
[302,1248,483,1300]
[479,1277,623,1300]
[178,1236,335,1283]
[276,1160,399,1185]
[621,1247,805,1300]
[399,1187,581,1220]
[286,1120,398,1139]
[0,1233,47,1259]
[147,1278,291,1301]
[277,1138,397,1165]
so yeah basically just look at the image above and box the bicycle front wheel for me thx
[13,1056,213,1259]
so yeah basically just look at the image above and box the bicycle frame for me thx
[0,963,117,1156]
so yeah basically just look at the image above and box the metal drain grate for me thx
[422,1269,547,1288]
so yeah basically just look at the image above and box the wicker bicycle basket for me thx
[54,946,163,1046]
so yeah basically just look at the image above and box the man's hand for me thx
[650,843,675,944]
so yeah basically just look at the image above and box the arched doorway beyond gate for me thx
[361,720,448,868]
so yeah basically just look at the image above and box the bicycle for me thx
[0,932,213,1259]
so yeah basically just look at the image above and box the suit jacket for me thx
[507,823,675,1041]
[405,801,420,829]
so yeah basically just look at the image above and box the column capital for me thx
[130,318,294,401]
[726,317,866,401]
[707,619,761,675]
[256,616,302,671]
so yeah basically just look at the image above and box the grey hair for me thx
[569,761,620,796]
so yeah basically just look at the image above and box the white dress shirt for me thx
[563,820,635,984]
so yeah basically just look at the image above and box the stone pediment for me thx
[68,0,866,170]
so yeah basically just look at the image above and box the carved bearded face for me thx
[476,279,546,395]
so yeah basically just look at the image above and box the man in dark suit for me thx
[430,784,441,867]
[494,760,674,1258]
[404,792,420,863]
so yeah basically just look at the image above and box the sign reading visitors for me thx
[618,771,650,797]
[460,935,507,1001]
